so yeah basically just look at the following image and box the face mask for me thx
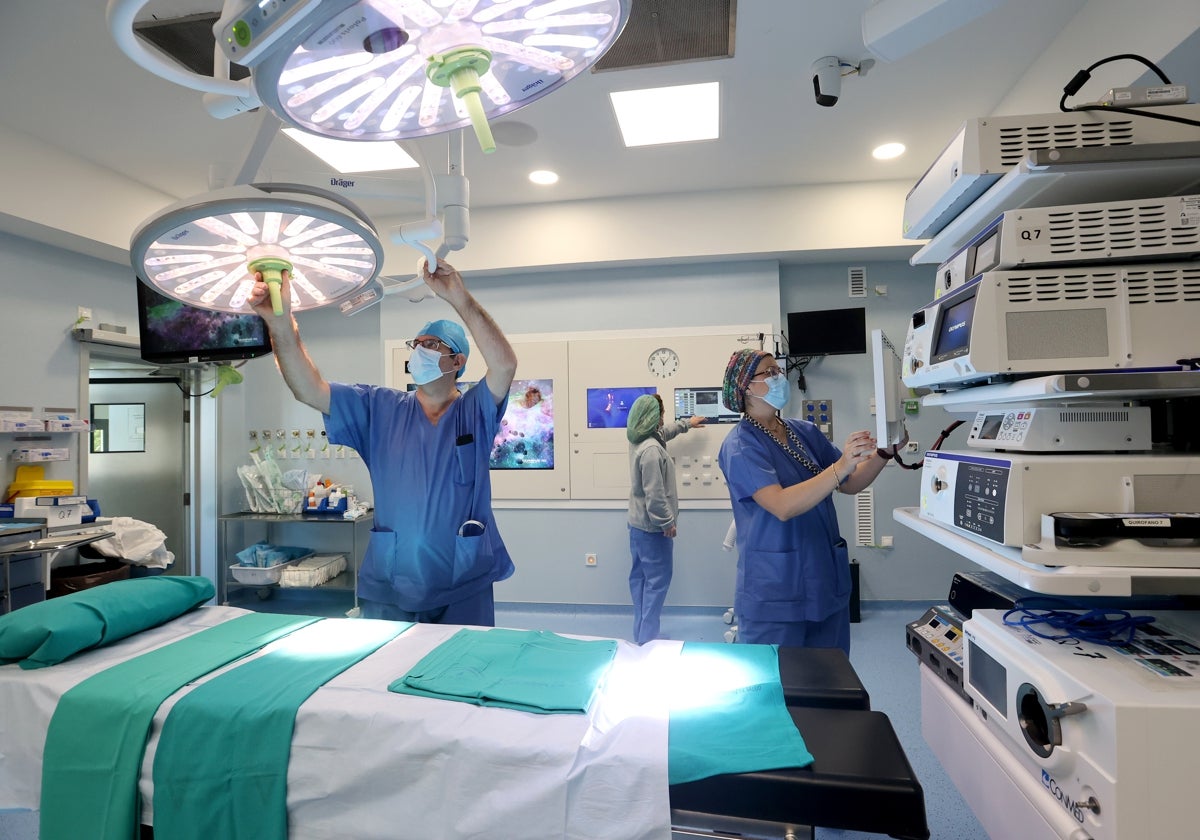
[408,345,447,385]
[761,373,790,410]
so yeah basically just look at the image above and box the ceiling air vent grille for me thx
[594,0,735,72]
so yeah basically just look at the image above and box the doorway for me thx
[87,367,188,575]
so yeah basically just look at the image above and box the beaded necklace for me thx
[744,416,823,476]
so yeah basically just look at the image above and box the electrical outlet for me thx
[905,441,920,454]
[585,553,597,567]
[77,306,92,323]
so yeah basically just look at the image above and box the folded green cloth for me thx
[153,618,410,840]
[667,642,814,784]
[40,612,318,840]
[389,628,617,714]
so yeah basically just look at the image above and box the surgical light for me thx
[213,0,630,153]
[130,184,384,316]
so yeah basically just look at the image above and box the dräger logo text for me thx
[330,178,356,189]
[1041,770,1085,823]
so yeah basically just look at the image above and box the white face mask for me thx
[408,345,447,385]
[761,373,790,410]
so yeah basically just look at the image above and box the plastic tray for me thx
[229,553,311,585]
[279,554,347,588]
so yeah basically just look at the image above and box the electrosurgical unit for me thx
[964,404,1152,452]
[902,264,1200,391]
[963,608,1200,840]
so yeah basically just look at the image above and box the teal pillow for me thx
[0,576,214,669]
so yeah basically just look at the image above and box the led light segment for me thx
[250,0,627,141]
[130,186,383,315]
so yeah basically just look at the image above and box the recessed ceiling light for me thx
[283,129,419,173]
[529,170,559,185]
[872,142,906,160]
[609,82,720,147]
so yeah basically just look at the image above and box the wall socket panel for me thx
[801,398,834,441]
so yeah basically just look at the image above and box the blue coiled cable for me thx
[1002,596,1156,646]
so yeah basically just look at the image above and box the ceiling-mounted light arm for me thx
[438,132,470,257]
[390,140,442,273]
[106,0,260,118]
[232,110,283,187]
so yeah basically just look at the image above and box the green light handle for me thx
[450,68,496,155]
[210,364,244,399]
[248,257,293,316]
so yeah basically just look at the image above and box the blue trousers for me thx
[737,604,851,655]
[360,586,496,626]
[628,525,674,644]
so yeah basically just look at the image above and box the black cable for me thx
[1003,596,1156,646]
[876,419,963,470]
[1058,52,1193,125]
[171,360,247,398]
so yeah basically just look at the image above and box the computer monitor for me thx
[786,306,867,356]
[871,328,908,448]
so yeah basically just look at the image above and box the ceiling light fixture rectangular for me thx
[282,128,419,173]
[609,81,720,147]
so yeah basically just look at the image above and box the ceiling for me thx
[1,0,1194,276]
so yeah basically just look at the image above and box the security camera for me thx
[811,56,842,107]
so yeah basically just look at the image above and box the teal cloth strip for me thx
[39,612,318,840]
[667,643,814,784]
[152,618,409,840]
[388,628,617,714]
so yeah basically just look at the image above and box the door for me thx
[88,376,188,574]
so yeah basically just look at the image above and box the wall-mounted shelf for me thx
[894,506,1200,597]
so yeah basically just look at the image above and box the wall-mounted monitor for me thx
[136,279,272,365]
[675,386,741,424]
[491,379,555,469]
[786,306,867,357]
[585,386,657,429]
[870,329,908,448]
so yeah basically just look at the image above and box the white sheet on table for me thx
[0,608,679,840]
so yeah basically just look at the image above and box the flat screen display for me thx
[967,640,1007,718]
[136,280,271,364]
[786,307,867,356]
[585,386,657,429]
[675,387,741,424]
[976,414,1004,440]
[931,288,977,362]
[491,379,555,469]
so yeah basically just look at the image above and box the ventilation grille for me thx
[997,117,1136,167]
[1057,409,1131,423]
[1003,271,1122,303]
[848,266,867,298]
[1043,202,1200,256]
[1125,266,1200,302]
[133,13,250,81]
[854,488,875,548]
[594,0,735,71]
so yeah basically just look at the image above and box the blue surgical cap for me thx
[417,319,469,359]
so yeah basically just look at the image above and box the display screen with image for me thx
[585,386,657,429]
[932,289,977,361]
[136,279,272,364]
[491,379,555,469]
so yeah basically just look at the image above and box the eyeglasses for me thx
[406,337,448,351]
[751,366,784,379]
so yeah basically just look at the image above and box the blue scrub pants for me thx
[628,525,674,645]
[360,586,496,626]
[737,604,851,655]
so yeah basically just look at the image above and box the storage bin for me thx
[279,554,347,588]
[229,560,298,585]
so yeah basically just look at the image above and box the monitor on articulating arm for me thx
[871,328,908,448]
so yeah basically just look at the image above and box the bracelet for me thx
[830,464,843,488]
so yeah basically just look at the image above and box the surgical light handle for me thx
[248,257,293,316]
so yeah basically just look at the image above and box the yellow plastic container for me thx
[4,465,74,503]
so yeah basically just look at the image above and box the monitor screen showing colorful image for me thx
[585,386,657,429]
[491,379,555,470]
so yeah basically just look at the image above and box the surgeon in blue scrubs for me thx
[250,260,517,625]
[717,349,890,653]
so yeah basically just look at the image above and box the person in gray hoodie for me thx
[625,394,705,644]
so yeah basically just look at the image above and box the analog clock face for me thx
[647,347,680,378]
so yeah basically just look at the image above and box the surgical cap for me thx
[417,319,469,378]
[626,394,662,444]
[722,349,772,413]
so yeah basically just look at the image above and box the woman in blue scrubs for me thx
[717,349,890,653]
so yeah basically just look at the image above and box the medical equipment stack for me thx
[895,100,1200,840]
